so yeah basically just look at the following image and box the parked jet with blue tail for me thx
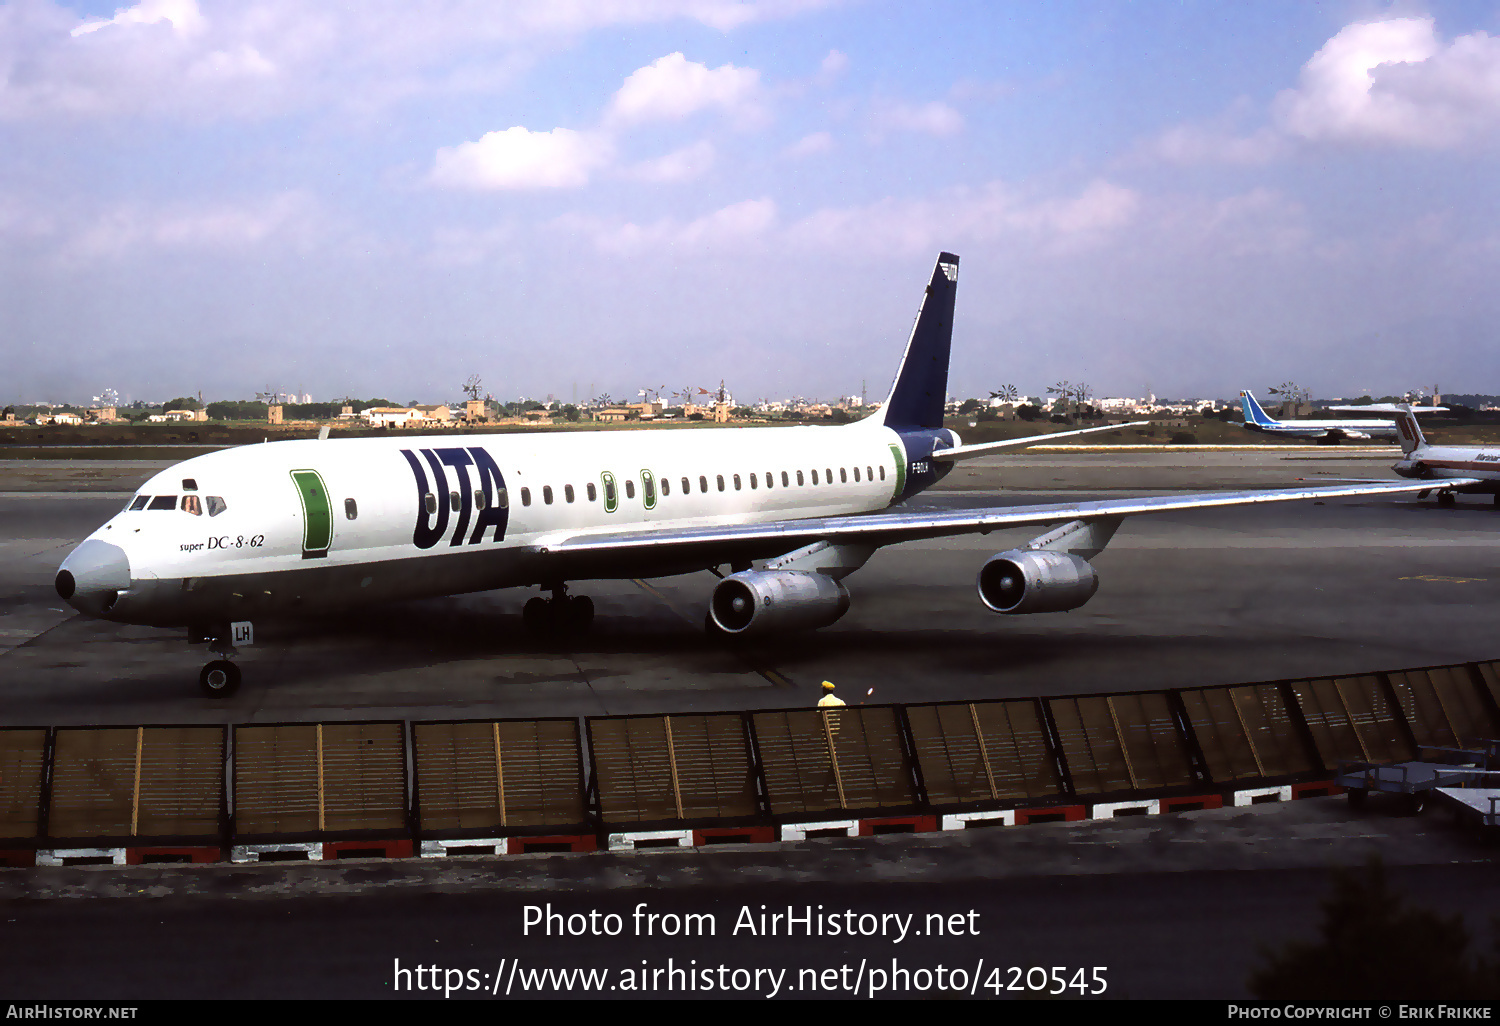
[1238,389,1444,443]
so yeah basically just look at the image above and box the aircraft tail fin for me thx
[879,253,959,430]
[1391,404,1427,455]
[1238,390,1278,427]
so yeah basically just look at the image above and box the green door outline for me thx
[887,443,907,501]
[641,469,657,510]
[601,471,618,513]
[290,469,333,559]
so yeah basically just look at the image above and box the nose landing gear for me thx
[522,584,594,638]
[191,624,243,698]
[199,659,241,697]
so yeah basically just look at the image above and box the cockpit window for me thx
[182,478,198,491]
[206,496,227,517]
[128,495,150,511]
[148,495,177,511]
[181,495,202,516]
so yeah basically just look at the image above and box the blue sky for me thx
[3,0,1499,406]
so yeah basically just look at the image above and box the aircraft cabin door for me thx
[290,469,333,559]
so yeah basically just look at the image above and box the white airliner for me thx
[1239,389,1444,442]
[1376,404,1500,505]
[56,254,1477,696]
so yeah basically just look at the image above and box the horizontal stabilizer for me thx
[1327,404,1446,415]
[932,421,1151,460]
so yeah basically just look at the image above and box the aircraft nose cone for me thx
[57,539,131,617]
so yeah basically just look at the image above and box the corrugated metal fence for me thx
[2,659,1497,865]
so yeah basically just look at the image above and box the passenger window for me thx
[181,495,202,516]
[149,495,176,511]
[129,495,150,511]
[853,467,860,482]
[565,484,575,503]
[424,493,437,515]
[474,490,487,511]
[661,478,670,497]
[716,475,725,492]
[643,474,656,506]
[543,485,554,505]
[603,474,618,511]
[681,477,691,494]
[811,470,819,485]
[206,496,227,517]
[781,472,789,487]
[879,466,886,480]
[587,482,597,502]
[826,468,833,483]
[625,480,635,499]
[733,474,741,490]
[521,487,532,506]
[497,488,509,509]
[867,466,873,481]
[450,490,461,512]
[345,498,358,520]
[750,473,757,489]
[796,471,804,486]
[765,471,773,489]
[840,468,847,483]
[699,475,708,492]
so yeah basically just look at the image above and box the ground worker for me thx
[817,680,845,708]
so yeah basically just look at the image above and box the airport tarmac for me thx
[1,448,1497,724]
[2,448,1498,1001]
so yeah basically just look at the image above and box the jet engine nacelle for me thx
[709,570,851,636]
[976,549,1099,614]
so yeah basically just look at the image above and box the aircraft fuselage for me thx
[58,420,956,629]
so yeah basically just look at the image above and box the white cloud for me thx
[430,127,613,190]
[872,100,963,137]
[784,130,834,158]
[817,48,848,83]
[605,52,763,126]
[562,197,778,254]
[9,192,324,263]
[2,1,829,121]
[787,180,1138,255]
[72,0,206,37]
[624,140,717,182]
[1273,16,1500,149]
[1273,17,1492,146]
[1140,16,1500,164]
[1140,123,1284,166]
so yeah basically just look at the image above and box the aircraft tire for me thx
[1438,491,1457,506]
[522,597,549,634]
[1346,788,1368,811]
[199,660,241,698]
[1402,791,1428,816]
[568,595,594,634]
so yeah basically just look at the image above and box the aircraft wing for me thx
[537,478,1482,565]
[931,421,1152,460]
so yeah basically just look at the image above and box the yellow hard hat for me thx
[822,680,836,690]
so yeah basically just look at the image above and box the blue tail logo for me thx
[1239,390,1277,427]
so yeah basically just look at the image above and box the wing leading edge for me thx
[535,478,1482,560]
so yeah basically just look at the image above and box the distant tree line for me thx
[203,398,397,421]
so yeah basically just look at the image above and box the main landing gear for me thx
[190,624,242,698]
[523,584,594,638]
